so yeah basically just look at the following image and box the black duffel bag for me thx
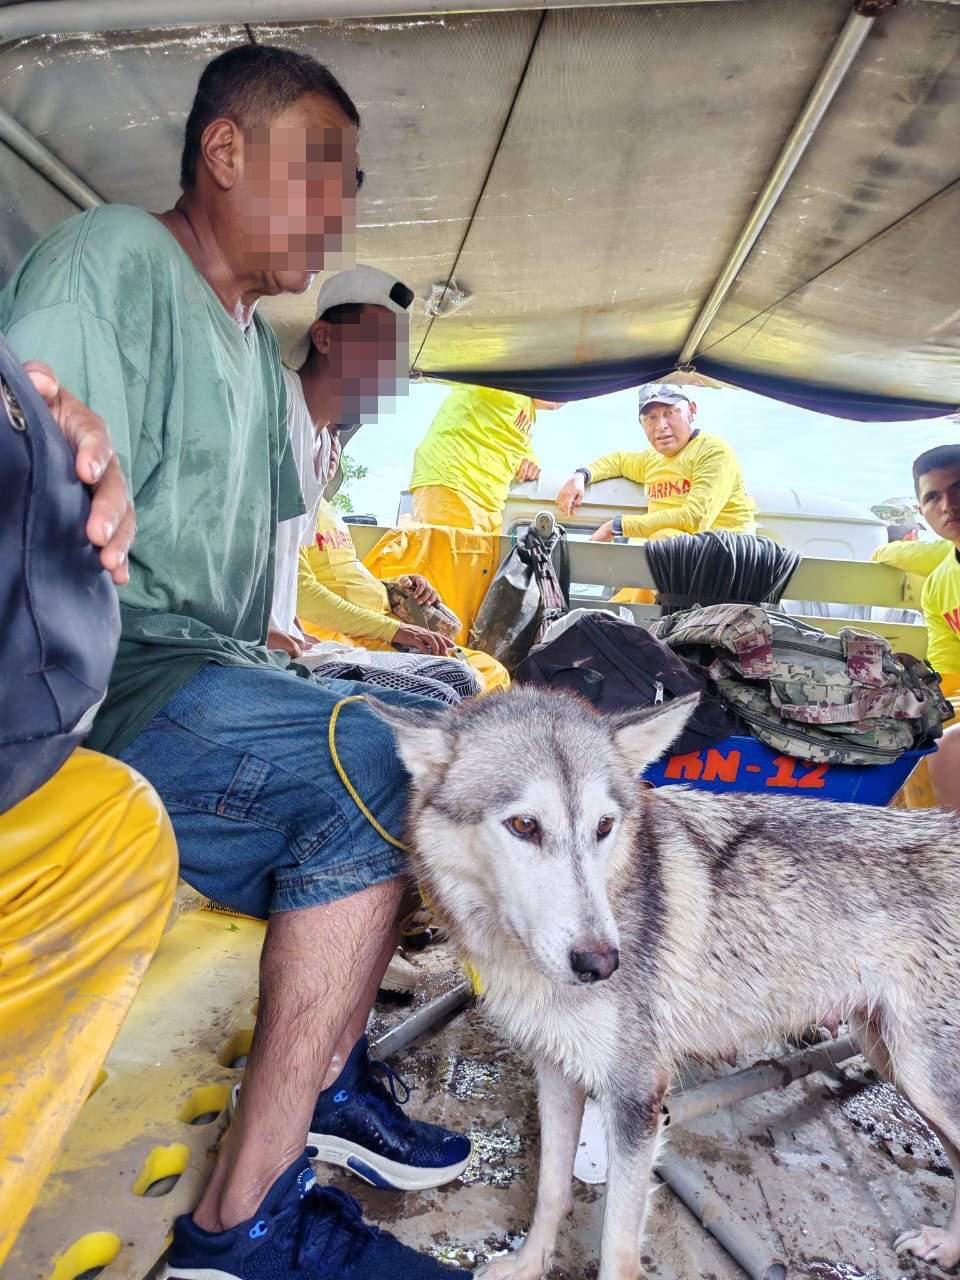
[470,522,570,673]
[515,610,742,756]
[1,332,120,813]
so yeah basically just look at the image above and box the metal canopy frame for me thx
[1,0,954,419]
[676,0,887,367]
[0,105,103,209]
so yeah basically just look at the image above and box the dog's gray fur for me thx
[372,686,960,1280]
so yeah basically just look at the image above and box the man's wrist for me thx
[611,514,624,537]
[575,467,591,486]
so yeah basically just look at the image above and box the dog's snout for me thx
[569,945,620,983]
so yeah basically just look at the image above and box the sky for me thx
[344,381,958,527]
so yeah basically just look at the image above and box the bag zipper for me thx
[581,614,662,702]
[1,377,27,432]
[731,702,902,760]
[771,637,892,667]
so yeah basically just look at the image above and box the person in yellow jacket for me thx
[557,383,755,541]
[410,384,563,535]
[298,495,509,692]
[887,446,960,815]
[912,445,960,813]
[870,534,953,578]
[0,360,177,1267]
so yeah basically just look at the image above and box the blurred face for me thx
[323,305,408,423]
[241,93,359,293]
[640,399,696,456]
[918,465,960,545]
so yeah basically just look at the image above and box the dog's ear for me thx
[609,693,699,773]
[365,697,454,782]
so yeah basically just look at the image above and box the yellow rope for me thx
[328,695,410,852]
[328,694,485,996]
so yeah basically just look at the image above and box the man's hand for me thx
[393,624,455,656]
[267,628,305,659]
[401,574,440,607]
[515,458,541,483]
[325,427,343,485]
[25,361,134,585]
[557,472,586,517]
[590,520,616,543]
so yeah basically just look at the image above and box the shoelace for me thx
[360,1058,415,1131]
[289,1184,382,1273]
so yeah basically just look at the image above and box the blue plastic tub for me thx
[642,733,933,806]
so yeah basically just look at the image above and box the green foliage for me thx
[330,454,369,514]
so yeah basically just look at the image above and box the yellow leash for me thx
[328,694,484,995]
[328,695,410,852]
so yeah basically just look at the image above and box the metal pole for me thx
[372,980,473,1059]
[656,1148,787,1280]
[663,1036,857,1129]
[0,105,103,209]
[675,3,879,367]
[0,0,745,42]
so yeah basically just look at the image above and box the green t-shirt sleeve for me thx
[6,302,151,494]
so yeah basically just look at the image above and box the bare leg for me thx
[193,875,406,1231]
[319,924,401,1088]
[597,1082,666,1280]
[477,1061,586,1280]
[929,722,960,815]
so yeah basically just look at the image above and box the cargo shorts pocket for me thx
[163,751,349,867]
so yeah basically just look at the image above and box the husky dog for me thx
[372,687,960,1280]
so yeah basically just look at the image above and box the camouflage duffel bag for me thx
[650,604,952,766]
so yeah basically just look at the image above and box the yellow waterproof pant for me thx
[411,485,503,537]
[0,749,178,1265]
[364,525,504,650]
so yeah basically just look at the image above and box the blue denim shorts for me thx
[120,663,437,918]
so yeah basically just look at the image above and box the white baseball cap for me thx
[289,265,414,367]
[315,264,414,319]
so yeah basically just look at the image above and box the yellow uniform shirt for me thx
[870,538,953,577]
[586,431,755,539]
[297,500,399,643]
[410,385,538,513]
[921,547,960,677]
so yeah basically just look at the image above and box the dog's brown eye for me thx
[597,816,615,839]
[506,815,539,840]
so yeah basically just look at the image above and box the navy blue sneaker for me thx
[163,1150,469,1279]
[308,1035,472,1191]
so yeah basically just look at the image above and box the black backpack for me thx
[514,611,742,756]
[1,331,120,812]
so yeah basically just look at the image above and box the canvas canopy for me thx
[0,0,958,419]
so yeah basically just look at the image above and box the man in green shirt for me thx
[1,44,466,1280]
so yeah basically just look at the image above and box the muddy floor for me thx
[333,943,958,1280]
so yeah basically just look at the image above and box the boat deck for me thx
[8,909,951,1280]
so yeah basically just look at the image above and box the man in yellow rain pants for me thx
[0,359,177,1266]
[409,383,563,536]
[556,383,755,604]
